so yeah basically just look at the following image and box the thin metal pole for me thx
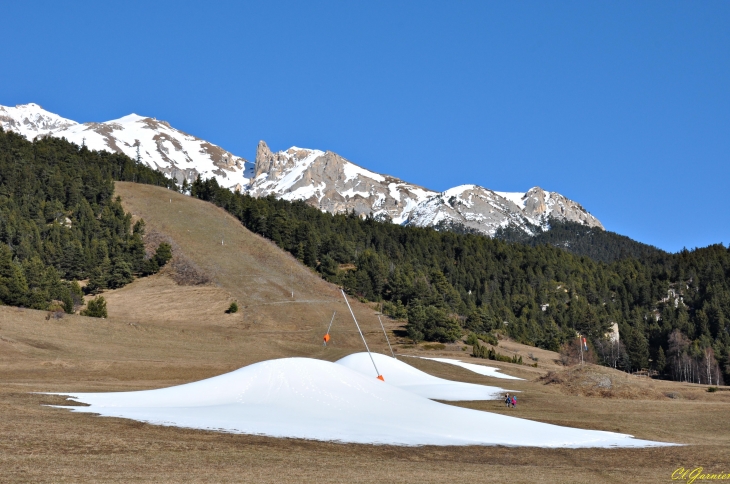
[378,315,395,358]
[326,311,336,334]
[323,311,336,346]
[341,289,381,378]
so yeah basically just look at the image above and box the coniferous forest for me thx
[1,127,728,385]
[0,129,174,313]
[495,219,665,263]
[190,177,730,385]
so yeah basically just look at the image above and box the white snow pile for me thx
[335,353,507,401]
[49,356,672,447]
[416,357,525,380]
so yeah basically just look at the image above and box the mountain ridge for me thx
[1,102,603,237]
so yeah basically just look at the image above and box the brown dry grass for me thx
[538,364,667,399]
[1,182,729,483]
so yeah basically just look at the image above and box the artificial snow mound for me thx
[335,352,508,400]
[50,357,671,447]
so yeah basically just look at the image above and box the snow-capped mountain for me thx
[1,103,603,236]
[249,143,603,235]
[407,184,603,235]
[249,141,435,224]
[0,103,251,190]
[0,103,77,139]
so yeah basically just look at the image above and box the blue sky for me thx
[2,1,728,252]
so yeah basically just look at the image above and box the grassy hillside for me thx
[2,182,730,482]
[110,181,401,359]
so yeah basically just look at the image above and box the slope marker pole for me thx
[323,311,336,346]
[378,315,396,359]
[341,289,383,380]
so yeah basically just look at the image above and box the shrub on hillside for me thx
[81,296,107,318]
[466,332,498,346]
[155,242,173,267]
[471,339,523,363]
[170,254,211,286]
[226,302,239,314]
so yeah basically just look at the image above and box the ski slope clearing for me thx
[50,357,671,448]
[336,353,508,401]
[418,357,525,380]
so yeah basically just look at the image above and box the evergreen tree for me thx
[81,296,107,318]
[656,346,667,374]
[154,242,173,267]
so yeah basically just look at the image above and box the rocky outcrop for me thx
[522,187,602,228]
[247,142,435,223]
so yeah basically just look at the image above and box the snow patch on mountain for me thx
[494,191,527,210]
[406,185,603,236]
[0,103,250,190]
[0,103,78,140]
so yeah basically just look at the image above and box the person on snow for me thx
[511,395,517,408]
[505,393,511,408]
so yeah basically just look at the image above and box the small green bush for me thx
[478,332,499,346]
[81,296,107,318]
[708,387,718,393]
[154,242,173,267]
[467,332,499,347]
[226,301,239,314]
[472,339,524,364]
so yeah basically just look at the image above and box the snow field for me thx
[415,357,525,380]
[335,353,509,400]
[49,356,672,447]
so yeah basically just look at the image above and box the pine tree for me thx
[154,242,173,267]
[81,296,107,318]
[656,346,667,374]
[108,260,133,289]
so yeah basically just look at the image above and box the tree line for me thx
[495,219,665,263]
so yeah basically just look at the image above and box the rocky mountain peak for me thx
[522,187,603,229]
[406,184,602,236]
[253,140,312,180]
[1,103,604,238]
[248,142,436,223]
